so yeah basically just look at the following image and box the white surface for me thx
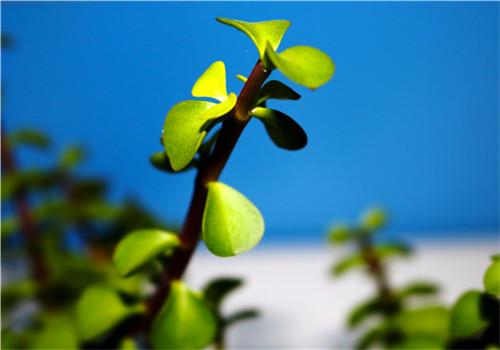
[184,240,499,349]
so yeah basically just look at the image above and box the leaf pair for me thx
[163,61,237,171]
[217,18,335,89]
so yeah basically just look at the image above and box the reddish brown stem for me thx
[1,130,49,286]
[146,60,270,320]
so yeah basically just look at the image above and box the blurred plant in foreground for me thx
[328,208,448,349]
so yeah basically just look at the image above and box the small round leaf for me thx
[361,207,387,231]
[192,61,228,102]
[450,290,488,338]
[266,44,335,89]
[202,182,265,257]
[150,281,216,350]
[252,107,307,150]
[113,229,180,277]
[484,259,500,296]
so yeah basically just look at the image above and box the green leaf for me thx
[483,259,500,296]
[8,129,50,149]
[217,17,290,59]
[450,290,488,338]
[150,281,216,350]
[1,217,18,239]
[361,207,387,231]
[203,277,243,310]
[113,229,180,277]
[149,151,196,173]
[202,181,265,257]
[31,314,79,350]
[192,61,228,102]
[255,80,301,106]
[393,336,446,350]
[120,338,139,350]
[59,146,85,170]
[397,306,449,340]
[224,308,260,326]
[236,74,248,83]
[332,254,364,276]
[347,298,383,329]
[356,325,386,350]
[328,224,353,245]
[76,285,144,342]
[163,95,236,171]
[265,43,335,89]
[252,107,307,150]
[375,241,412,260]
[398,281,439,299]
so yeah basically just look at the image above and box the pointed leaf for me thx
[398,281,439,299]
[266,44,335,89]
[331,253,364,276]
[450,290,488,338]
[252,107,307,150]
[76,285,143,341]
[192,61,228,102]
[202,182,265,257]
[203,277,243,310]
[163,95,236,171]
[347,298,383,329]
[236,74,248,83]
[149,151,196,173]
[356,325,386,350]
[113,229,180,277]
[217,17,290,59]
[255,80,301,106]
[8,129,50,149]
[150,281,216,350]
[224,308,260,326]
[483,259,500,296]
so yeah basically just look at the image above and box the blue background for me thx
[2,2,499,242]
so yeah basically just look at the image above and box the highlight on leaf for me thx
[192,61,228,102]
[113,229,180,277]
[216,17,290,59]
[265,43,335,89]
[202,181,265,257]
[252,107,307,150]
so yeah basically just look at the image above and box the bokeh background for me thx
[2,2,499,348]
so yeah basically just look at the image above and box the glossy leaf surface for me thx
[450,290,488,338]
[150,281,216,350]
[252,107,307,150]
[483,259,500,296]
[76,285,143,341]
[266,44,334,89]
[202,182,264,257]
[217,17,290,59]
[192,61,228,102]
[113,229,180,277]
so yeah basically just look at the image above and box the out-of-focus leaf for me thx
[265,43,334,89]
[150,281,216,350]
[347,297,383,328]
[1,280,37,313]
[203,277,243,310]
[328,224,353,245]
[484,259,500,296]
[59,146,85,170]
[398,281,439,299]
[8,129,50,149]
[450,290,488,338]
[34,199,72,223]
[120,338,139,350]
[375,242,412,260]
[217,18,290,60]
[395,305,449,342]
[31,313,79,349]
[252,107,307,150]
[149,151,196,173]
[202,181,264,257]
[192,61,228,102]
[72,178,107,201]
[331,253,364,276]
[163,95,236,171]
[255,80,301,106]
[393,335,445,350]
[356,325,386,350]
[1,175,17,200]
[76,285,144,342]
[224,308,260,326]
[1,217,18,239]
[236,74,247,83]
[113,229,180,277]
[80,200,121,221]
[361,207,387,231]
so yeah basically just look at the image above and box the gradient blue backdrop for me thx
[2,2,499,242]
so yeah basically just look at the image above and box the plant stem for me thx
[358,234,392,299]
[1,130,49,287]
[146,60,270,320]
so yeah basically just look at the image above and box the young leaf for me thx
[216,18,290,59]
[375,241,412,260]
[192,61,228,102]
[328,224,353,245]
[224,308,260,326]
[331,253,364,276]
[149,151,196,173]
[361,207,387,231]
[113,229,180,277]
[8,129,50,149]
[252,107,307,150]
[76,285,143,342]
[450,290,488,338]
[398,281,439,299]
[163,95,236,171]
[356,324,386,350]
[265,43,335,89]
[255,80,301,106]
[203,277,243,310]
[347,298,383,329]
[483,259,500,296]
[236,74,248,83]
[59,146,85,170]
[202,182,265,257]
[150,281,216,350]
